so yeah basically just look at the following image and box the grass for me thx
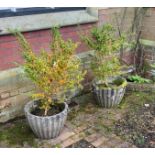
[118,91,155,112]
[0,119,37,147]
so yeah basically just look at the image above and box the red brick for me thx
[23,30,43,39]
[0,34,16,43]
[99,9,109,15]
[40,30,51,36]
[60,23,95,34]
[0,23,95,71]
[74,125,87,133]
[61,138,75,148]
[85,133,101,142]
[60,25,78,34]
[0,41,19,51]
[91,136,108,147]
[99,14,109,21]
[56,127,75,142]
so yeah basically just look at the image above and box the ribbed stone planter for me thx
[24,100,68,139]
[92,78,127,108]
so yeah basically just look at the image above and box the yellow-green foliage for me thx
[14,27,86,115]
[82,24,125,85]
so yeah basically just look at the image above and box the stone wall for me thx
[0,68,36,122]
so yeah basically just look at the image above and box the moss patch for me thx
[118,92,155,112]
[0,119,37,147]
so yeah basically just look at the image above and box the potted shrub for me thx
[14,27,86,139]
[82,24,127,108]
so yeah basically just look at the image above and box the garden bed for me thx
[115,92,155,147]
[126,82,155,92]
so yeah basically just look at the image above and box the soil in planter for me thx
[98,78,125,89]
[31,102,65,117]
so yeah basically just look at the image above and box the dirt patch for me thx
[67,139,95,148]
[31,102,65,116]
[115,102,155,147]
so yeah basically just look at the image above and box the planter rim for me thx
[93,77,127,90]
[24,100,68,119]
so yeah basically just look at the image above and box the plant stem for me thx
[104,79,109,87]
[44,107,48,116]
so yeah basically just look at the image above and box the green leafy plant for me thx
[14,27,86,116]
[150,63,155,69]
[82,24,126,86]
[127,75,152,84]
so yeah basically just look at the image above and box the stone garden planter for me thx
[24,100,68,139]
[92,77,127,108]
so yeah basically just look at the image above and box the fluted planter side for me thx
[93,78,127,108]
[24,101,68,139]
